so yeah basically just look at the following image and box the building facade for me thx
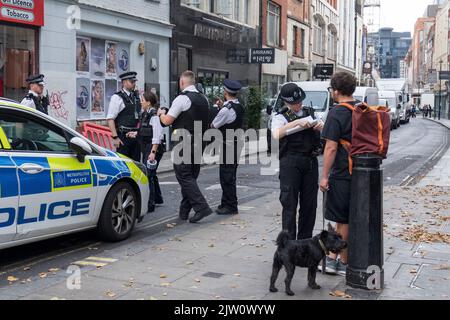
[170,0,260,101]
[40,0,172,129]
[368,28,411,79]
[337,0,357,75]
[286,0,310,82]
[262,0,288,97]
[310,0,339,80]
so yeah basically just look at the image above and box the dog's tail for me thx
[276,231,290,249]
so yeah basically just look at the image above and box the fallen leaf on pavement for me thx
[435,264,450,270]
[234,273,241,277]
[208,243,215,248]
[39,273,47,279]
[160,274,167,279]
[23,267,31,271]
[186,261,194,266]
[149,296,158,301]
[166,224,175,229]
[48,268,59,273]
[410,269,418,274]
[163,293,168,297]
[161,282,171,287]
[330,290,346,298]
[7,276,19,282]
[105,291,116,298]
[194,278,201,283]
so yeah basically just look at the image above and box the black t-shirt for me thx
[322,101,357,179]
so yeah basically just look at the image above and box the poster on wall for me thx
[106,41,118,78]
[90,38,106,78]
[105,79,118,116]
[91,80,105,119]
[76,37,90,74]
[76,78,91,120]
[116,42,130,74]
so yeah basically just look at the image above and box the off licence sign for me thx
[250,48,275,64]
[0,0,44,26]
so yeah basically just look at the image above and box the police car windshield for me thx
[302,91,328,112]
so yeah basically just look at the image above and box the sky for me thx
[379,0,433,34]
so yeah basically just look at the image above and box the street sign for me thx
[227,49,249,64]
[439,71,450,81]
[249,48,275,64]
[314,64,334,79]
[363,61,372,75]
[428,69,437,84]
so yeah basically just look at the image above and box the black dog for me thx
[269,224,347,296]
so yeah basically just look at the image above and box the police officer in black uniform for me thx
[21,74,49,115]
[159,70,213,224]
[107,72,141,161]
[211,80,245,215]
[271,83,324,240]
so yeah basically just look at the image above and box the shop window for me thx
[198,69,229,100]
[75,36,131,121]
[0,25,38,102]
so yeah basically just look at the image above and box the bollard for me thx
[346,154,384,290]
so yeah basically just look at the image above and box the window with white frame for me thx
[313,17,324,55]
[182,0,252,25]
[327,29,337,60]
[267,1,281,47]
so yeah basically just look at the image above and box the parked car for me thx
[0,99,150,250]
[379,91,401,129]
[353,87,379,105]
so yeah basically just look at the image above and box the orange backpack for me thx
[338,102,391,175]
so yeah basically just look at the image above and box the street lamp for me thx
[438,59,443,120]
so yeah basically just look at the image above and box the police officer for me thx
[159,70,213,224]
[21,74,49,115]
[211,80,245,216]
[107,72,141,162]
[271,83,324,240]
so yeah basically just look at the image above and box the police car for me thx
[0,99,149,250]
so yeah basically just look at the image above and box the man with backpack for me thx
[319,72,357,276]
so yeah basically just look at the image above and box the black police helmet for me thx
[280,83,306,104]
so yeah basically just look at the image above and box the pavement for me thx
[0,119,449,300]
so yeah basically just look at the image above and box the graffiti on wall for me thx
[49,90,70,121]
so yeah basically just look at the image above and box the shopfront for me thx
[0,0,44,101]
[40,0,172,129]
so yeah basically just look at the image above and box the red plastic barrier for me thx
[80,122,115,151]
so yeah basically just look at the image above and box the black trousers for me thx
[117,133,141,162]
[174,163,212,216]
[142,143,165,209]
[279,154,319,240]
[219,140,242,212]
[220,164,239,211]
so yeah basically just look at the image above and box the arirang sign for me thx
[249,48,275,64]
[0,0,43,26]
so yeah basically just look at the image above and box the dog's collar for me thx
[319,239,330,255]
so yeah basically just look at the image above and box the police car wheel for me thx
[97,182,138,242]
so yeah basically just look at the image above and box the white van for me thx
[379,90,401,129]
[353,87,379,106]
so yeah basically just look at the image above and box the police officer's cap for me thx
[26,74,45,86]
[223,79,242,95]
[119,71,138,82]
[280,83,306,104]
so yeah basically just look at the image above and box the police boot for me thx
[189,208,213,224]
[216,207,239,216]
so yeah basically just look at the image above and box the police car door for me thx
[0,108,98,240]
[0,126,18,244]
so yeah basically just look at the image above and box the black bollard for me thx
[346,154,384,290]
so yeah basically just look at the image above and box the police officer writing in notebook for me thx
[21,74,49,115]
[159,70,213,224]
[107,72,141,161]
[271,83,324,240]
[211,80,245,216]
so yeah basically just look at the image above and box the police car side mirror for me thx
[70,137,93,162]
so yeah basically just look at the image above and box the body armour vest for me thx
[279,107,317,159]
[172,91,210,135]
[27,93,49,115]
[138,109,157,145]
[115,91,142,128]
[219,102,245,134]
